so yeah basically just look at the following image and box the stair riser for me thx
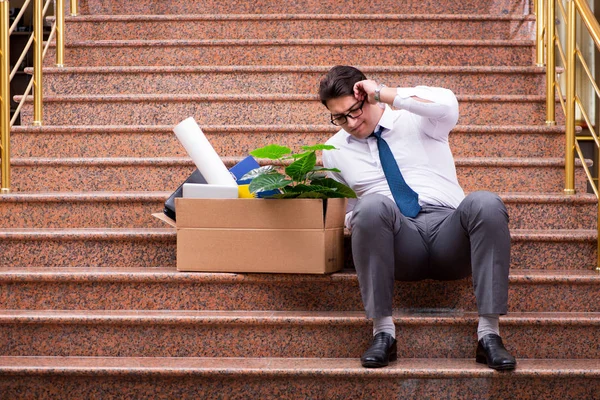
[1,278,597,312]
[10,130,564,158]
[9,162,586,193]
[0,200,593,230]
[44,44,534,67]
[66,19,535,41]
[0,236,594,269]
[0,322,596,358]
[42,70,546,96]
[0,201,166,228]
[75,0,531,15]
[19,98,556,126]
[1,375,597,400]
[0,237,176,269]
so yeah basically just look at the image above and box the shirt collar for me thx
[344,104,394,143]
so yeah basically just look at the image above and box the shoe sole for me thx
[361,353,398,368]
[476,356,517,371]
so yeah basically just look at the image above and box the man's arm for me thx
[354,80,459,141]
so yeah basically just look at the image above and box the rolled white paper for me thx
[182,183,239,199]
[173,117,237,187]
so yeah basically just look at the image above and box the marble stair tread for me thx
[43,39,534,68]
[0,191,595,230]
[9,155,590,167]
[0,310,598,359]
[36,65,546,96]
[2,309,598,323]
[73,0,531,15]
[0,356,598,376]
[0,267,597,312]
[16,93,561,126]
[57,14,535,41]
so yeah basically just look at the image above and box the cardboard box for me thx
[153,197,346,274]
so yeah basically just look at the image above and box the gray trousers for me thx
[350,191,510,319]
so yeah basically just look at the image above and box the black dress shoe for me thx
[476,334,517,371]
[360,332,397,368]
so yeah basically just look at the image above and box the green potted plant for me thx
[241,144,357,199]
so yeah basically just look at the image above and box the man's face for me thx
[326,95,377,140]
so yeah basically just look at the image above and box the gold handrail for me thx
[537,0,600,271]
[0,0,76,192]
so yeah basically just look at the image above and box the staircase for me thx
[1,0,599,397]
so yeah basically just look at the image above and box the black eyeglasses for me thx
[330,100,365,126]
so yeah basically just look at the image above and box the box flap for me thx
[324,198,347,229]
[151,212,177,228]
[175,198,327,229]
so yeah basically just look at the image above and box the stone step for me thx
[44,39,535,67]
[8,157,588,193]
[18,94,558,126]
[73,0,531,16]
[1,357,597,400]
[38,65,546,96]
[61,14,535,41]
[10,124,565,158]
[0,192,595,230]
[0,310,597,359]
[0,228,595,270]
[0,267,597,313]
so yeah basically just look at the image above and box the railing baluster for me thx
[546,0,557,125]
[33,0,43,125]
[564,0,576,195]
[0,0,10,192]
[56,0,65,67]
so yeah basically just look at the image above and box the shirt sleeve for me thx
[392,86,459,141]
[322,148,356,230]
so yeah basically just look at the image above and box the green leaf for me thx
[301,144,338,152]
[311,178,357,198]
[268,192,301,199]
[249,144,291,160]
[297,191,329,199]
[248,173,291,194]
[312,167,341,173]
[239,166,276,181]
[287,184,333,193]
[285,151,317,181]
[286,151,311,160]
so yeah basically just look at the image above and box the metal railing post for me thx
[536,0,546,66]
[546,0,557,125]
[0,0,10,192]
[33,0,43,125]
[56,0,65,67]
[70,0,78,16]
[565,0,576,194]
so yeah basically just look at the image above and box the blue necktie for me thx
[372,127,421,217]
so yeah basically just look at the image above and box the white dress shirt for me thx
[322,86,465,228]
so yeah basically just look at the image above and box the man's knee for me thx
[351,194,397,231]
[460,191,508,225]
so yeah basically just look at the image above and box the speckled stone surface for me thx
[44,39,535,68]
[0,358,598,400]
[8,156,586,192]
[75,0,532,15]
[10,124,564,158]
[39,65,546,96]
[0,192,594,229]
[0,192,169,228]
[0,310,597,358]
[0,227,595,270]
[18,94,554,126]
[0,228,176,268]
[62,14,536,41]
[0,268,598,313]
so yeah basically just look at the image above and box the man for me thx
[319,65,516,370]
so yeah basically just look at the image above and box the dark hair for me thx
[319,65,367,106]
